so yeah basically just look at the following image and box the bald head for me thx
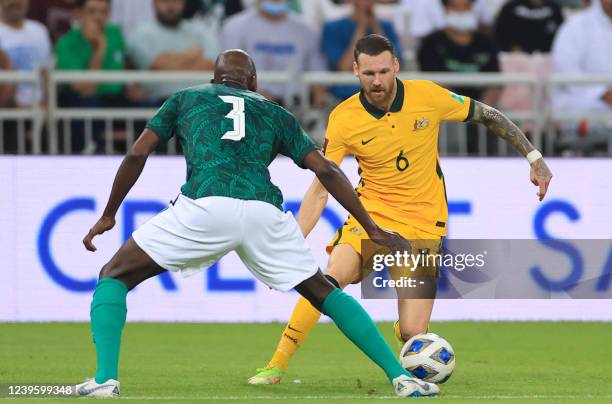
[213,50,257,91]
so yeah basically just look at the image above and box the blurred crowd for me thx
[0,0,611,155]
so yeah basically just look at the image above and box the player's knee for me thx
[98,260,124,280]
[296,272,334,311]
[326,265,358,288]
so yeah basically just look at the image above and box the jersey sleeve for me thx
[425,81,474,122]
[322,109,348,165]
[278,113,318,168]
[146,93,180,142]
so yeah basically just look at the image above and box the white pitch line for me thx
[2,394,611,401]
[102,395,612,401]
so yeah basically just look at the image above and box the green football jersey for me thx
[146,83,318,210]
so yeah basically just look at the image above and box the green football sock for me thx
[322,288,410,383]
[90,277,128,384]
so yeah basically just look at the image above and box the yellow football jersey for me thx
[323,79,473,236]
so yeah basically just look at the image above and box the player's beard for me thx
[366,85,391,106]
[157,13,182,28]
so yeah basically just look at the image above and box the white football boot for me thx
[74,377,120,397]
[393,374,439,398]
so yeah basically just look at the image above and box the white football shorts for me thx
[132,194,319,291]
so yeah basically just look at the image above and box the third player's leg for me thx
[397,298,435,342]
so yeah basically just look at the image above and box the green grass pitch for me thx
[1,322,611,403]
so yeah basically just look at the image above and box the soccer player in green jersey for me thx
[76,50,439,398]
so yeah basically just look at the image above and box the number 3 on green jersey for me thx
[220,95,245,141]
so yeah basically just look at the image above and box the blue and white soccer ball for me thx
[399,333,456,384]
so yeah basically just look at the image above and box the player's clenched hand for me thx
[368,226,412,254]
[530,159,553,202]
[83,216,115,252]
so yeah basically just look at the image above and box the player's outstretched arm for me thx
[83,129,160,251]
[302,150,408,251]
[296,178,328,237]
[468,100,553,201]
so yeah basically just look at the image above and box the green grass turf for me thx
[1,322,611,403]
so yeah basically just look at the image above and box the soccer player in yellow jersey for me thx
[248,34,553,385]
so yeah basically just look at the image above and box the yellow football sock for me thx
[394,320,404,342]
[268,296,322,371]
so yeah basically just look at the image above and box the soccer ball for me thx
[399,333,455,384]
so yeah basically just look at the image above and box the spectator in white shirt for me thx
[552,0,612,113]
[221,0,327,107]
[408,0,497,43]
[127,0,217,103]
[110,0,155,37]
[0,0,52,107]
[552,0,612,153]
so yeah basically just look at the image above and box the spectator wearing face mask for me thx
[417,0,500,155]
[494,0,564,53]
[552,0,612,154]
[553,0,612,114]
[417,0,500,105]
[221,0,327,107]
[409,0,497,43]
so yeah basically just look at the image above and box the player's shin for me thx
[90,277,128,384]
[267,274,340,370]
[268,296,322,371]
[321,288,411,383]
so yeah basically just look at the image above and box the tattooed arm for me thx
[468,100,553,201]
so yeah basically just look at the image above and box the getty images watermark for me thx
[371,249,486,281]
[360,239,488,299]
[360,239,612,299]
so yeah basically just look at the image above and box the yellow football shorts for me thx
[326,213,442,283]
